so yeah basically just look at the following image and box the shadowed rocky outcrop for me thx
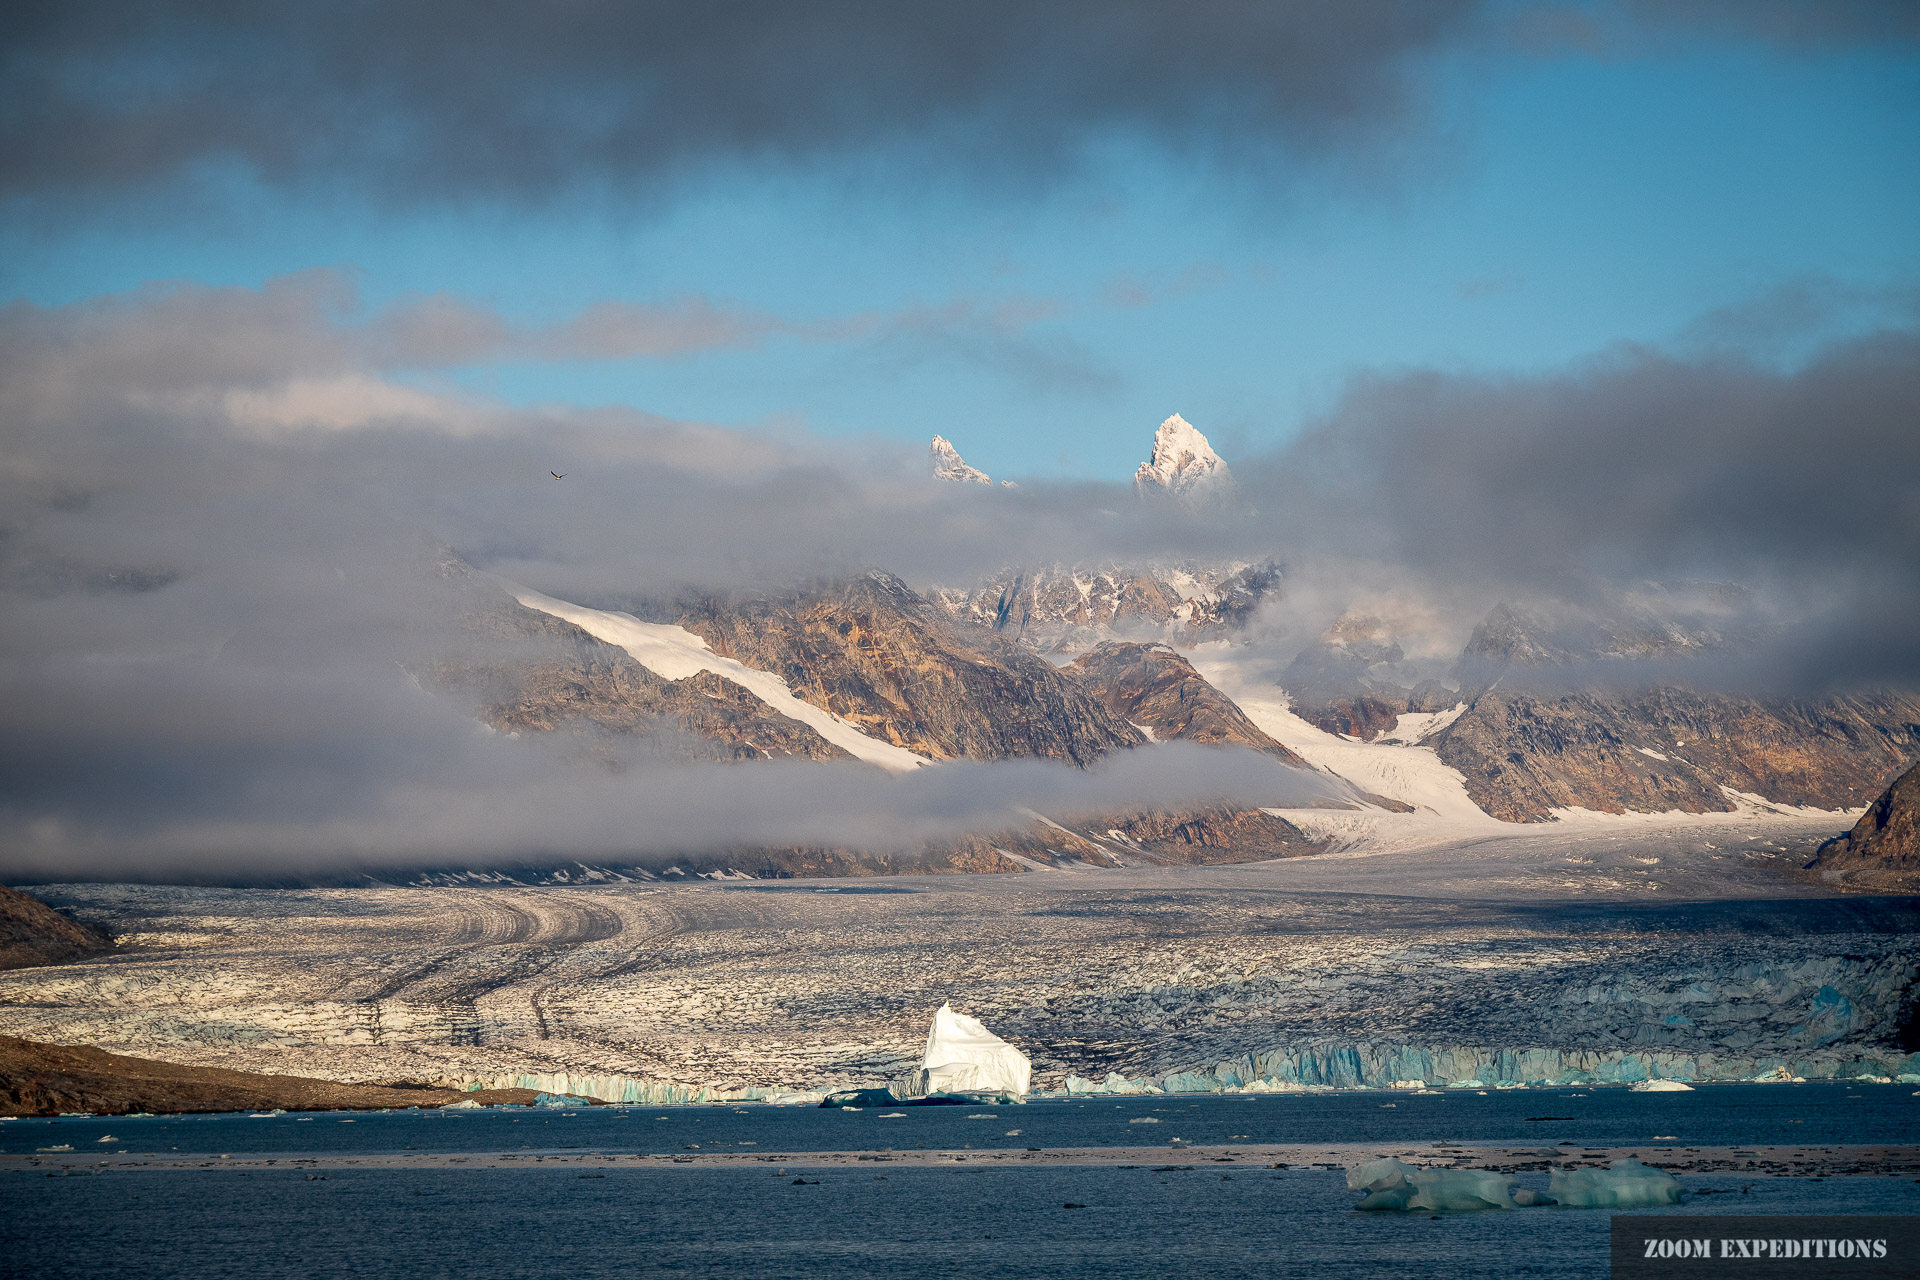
[1065,641,1307,767]
[1808,758,1920,889]
[0,1036,565,1116]
[0,886,113,972]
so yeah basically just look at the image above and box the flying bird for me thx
[551,471,566,479]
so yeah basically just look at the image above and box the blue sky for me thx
[4,12,1916,482]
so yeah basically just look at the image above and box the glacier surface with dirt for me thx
[4,814,1915,1102]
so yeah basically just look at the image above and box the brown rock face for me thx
[1065,641,1307,766]
[0,1036,562,1117]
[0,885,112,972]
[1299,695,1404,742]
[430,594,850,764]
[1430,688,1920,823]
[1808,757,1920,887]
[671,572,1143,765]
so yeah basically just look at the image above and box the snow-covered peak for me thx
[929,435,991,485]
[1133,413,1236,507]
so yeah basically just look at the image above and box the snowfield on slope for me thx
[1187,644,1863,853]
[1188,644,1503,849]
[508,584,929,773]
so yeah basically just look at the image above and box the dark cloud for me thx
[0,1,1480,206]
[1248,330,1920,687]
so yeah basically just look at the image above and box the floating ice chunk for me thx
[878,1112,906,1118]
[1128,1116,1161,1125]
[1347,1158,1522,1212]
[1549,1158,1683,1209]
[1629,1080,1693,1092]
[440,1099,484,1110]
[1388,1079,1428,1089]
[916,1003,1031,1099]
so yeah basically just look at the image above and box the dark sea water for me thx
[4,1081,1915,1158]
[5,1087,1918,1280]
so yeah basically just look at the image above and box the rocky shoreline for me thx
[0,1037,567,1117]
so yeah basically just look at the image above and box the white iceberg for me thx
[1346,1158,1523,1213]
[1629,1079,1693,1092]
[912,1002,1031,1099]
[1549,1158,1684,1208]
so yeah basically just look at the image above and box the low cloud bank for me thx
[0,724,1330,884]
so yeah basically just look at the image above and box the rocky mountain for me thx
[1133,412,1237,509]
[1419,602,1920,822]
[664,571,1143,765]
[1282,611,1455,740]
[0,885,113,971]
[427,572,852,765]
[928,434,992,484]
[1428,687,1920,823]
[1807,758,1920,888]
[1065,641,1307,766]
[930,559,1282,656]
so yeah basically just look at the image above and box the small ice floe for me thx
[878,1112,907,1118]
[37,1145,73,1152]
[840,1106,863,1112]
[440,1100,484,1110]
[1005,1129,1022,1136]
[1549,1158,1684,1208]
[966,1114,997,1119]
[249,1109,287,1117]
[95,1135,115,1143]
[1630,1080,1693,1092]
[1379,1104,1397,1109]
[1128,1117,1161,1125]
[1652,1135,1678,1140]
[1347,1158,1535,1213]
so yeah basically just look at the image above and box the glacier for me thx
[5,859,1912,1107]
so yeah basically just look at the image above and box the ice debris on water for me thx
[1629,1080,1693,1092]
[1346,1159,1531,1213]
[1348,1156,1684,1212]
[1549,1158,1684,1208]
